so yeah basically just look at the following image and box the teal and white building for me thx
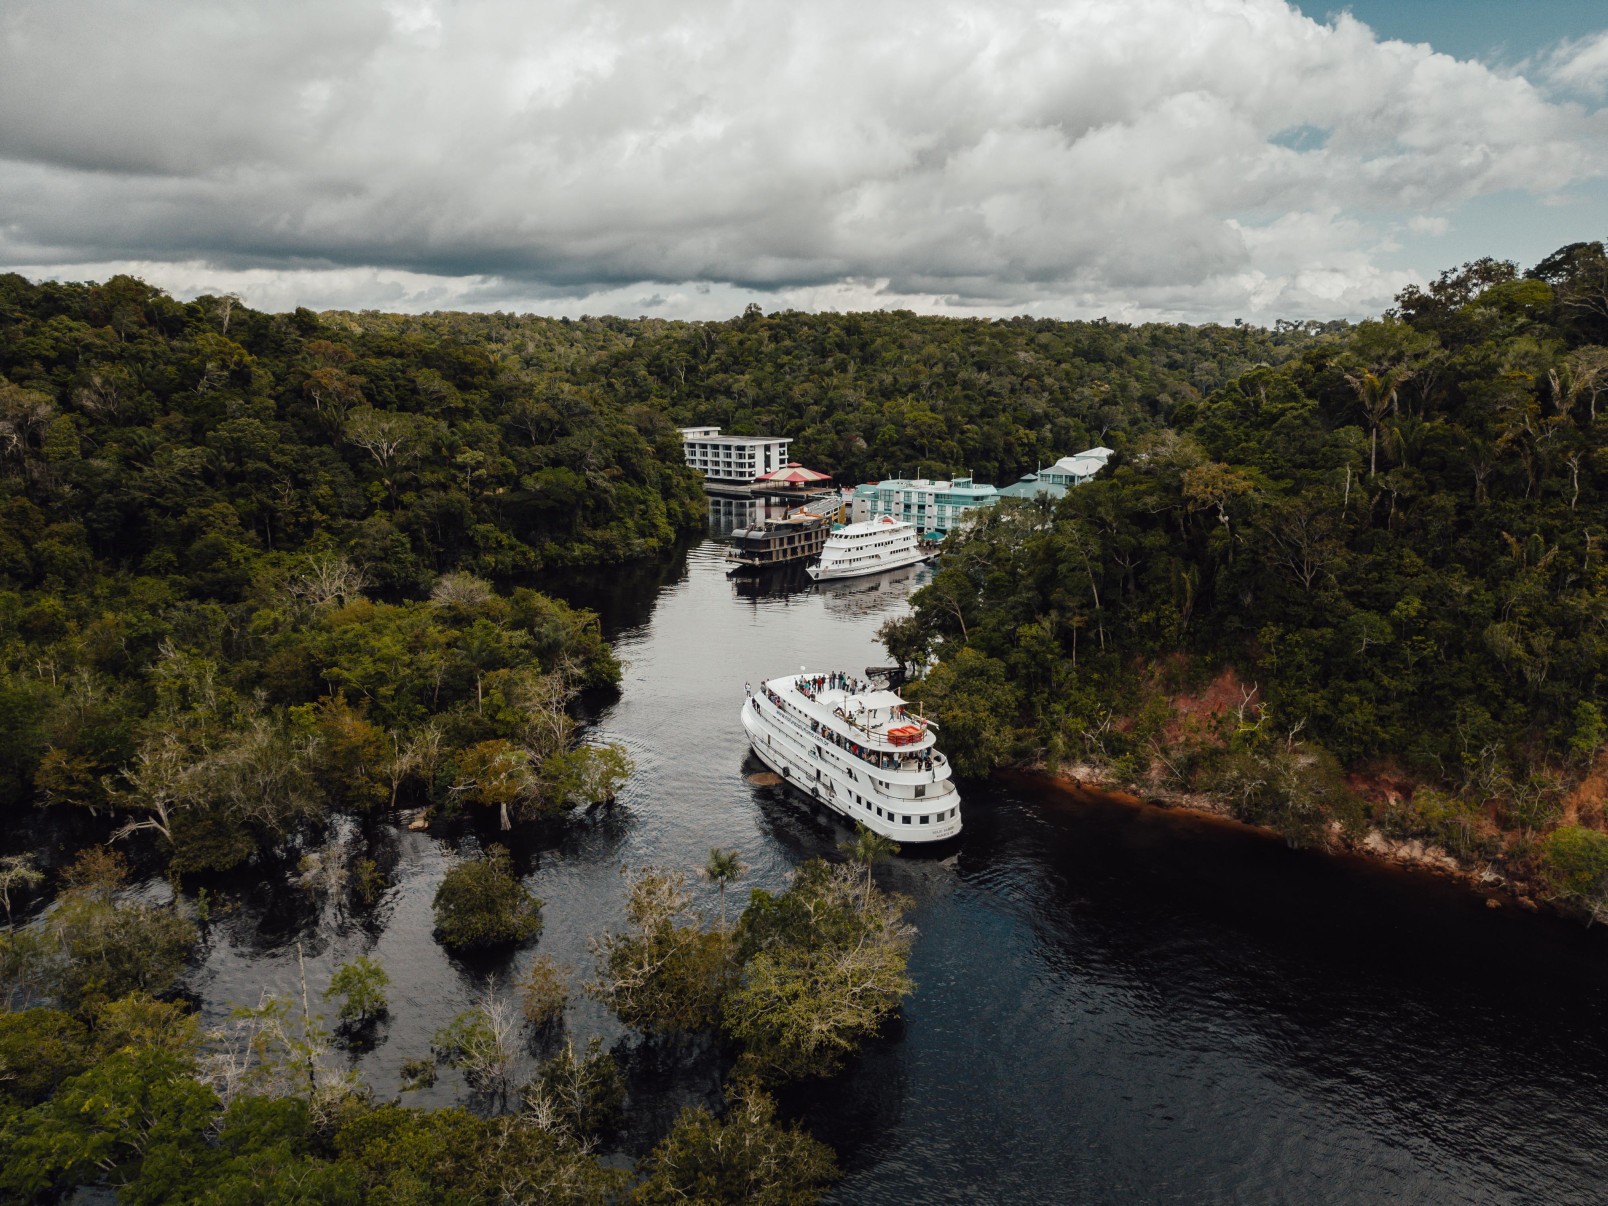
[848,448,1114,535]
[849,475,1000,536]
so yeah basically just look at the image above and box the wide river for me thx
[192,511,1608,1204]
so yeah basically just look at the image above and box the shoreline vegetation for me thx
[878,242,1608,930]
[0,274,938,1202]
[1019,764,1549,914]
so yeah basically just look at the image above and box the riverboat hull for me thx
[806,545,930,581]
[741,676,962,844]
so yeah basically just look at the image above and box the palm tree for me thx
[1344,365,1415,479]
[703,847,747,929]
[842,824,900,910]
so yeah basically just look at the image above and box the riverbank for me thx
[1017,763,1556,918]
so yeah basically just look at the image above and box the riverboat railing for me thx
[758,684,945,775]
[794,674,936,733]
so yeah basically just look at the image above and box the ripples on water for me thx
[187,512,1608,1204]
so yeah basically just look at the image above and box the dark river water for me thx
[188,506,1608,1204]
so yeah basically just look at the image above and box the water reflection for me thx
[539,539,694,636]
[731,562,815,602]
[178,539,1608,1204]
[706,495,792,537]
[814,563,925,620]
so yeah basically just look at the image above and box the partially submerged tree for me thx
[703,847,748,930]
[840,825,898,910]
[433,990,517,1095]
[538,743,634,812]
[202,990,353,1119]
[518,954,572,1029]
[432,848,542,950]
[324,955,390,1027]
[727,860,915,1081]
[522,1036,624,1142]
[632,1082,838,1206]
[588,868,732,1033]
[44,853,198,1016]
[453,739,538,830]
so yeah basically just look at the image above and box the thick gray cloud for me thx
[1,0,1605,320]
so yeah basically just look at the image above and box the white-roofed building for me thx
[1039,447,1115,487]
[995,447,1116,502]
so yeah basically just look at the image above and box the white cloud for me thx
[1,0,1604,323]
[1406,216,1450,237]
[1546,29,1608,98]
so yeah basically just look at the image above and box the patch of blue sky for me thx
[1273,2,1606,297]
[1269,124,1331,152]
[1291,0,1606,65]
[1363,184,1608,283]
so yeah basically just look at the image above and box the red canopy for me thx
[756,462,832,484]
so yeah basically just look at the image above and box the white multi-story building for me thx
[680,427,791,486]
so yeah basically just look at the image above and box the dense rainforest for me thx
[0,275,1304,862]
[877,243,1608,917]
[5,247,1608,1199]
[5,274,1272,1201]
[351,300,1336,487]
[0,273,718,866]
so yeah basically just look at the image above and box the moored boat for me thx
[726,508,830,570]
[806,515,929,581]
[741,670,961,843]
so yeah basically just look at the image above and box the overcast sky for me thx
[2,0,1605,324]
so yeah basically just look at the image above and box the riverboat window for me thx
[901,815,911,825]
[914,785,925,798]
[920,815,929,824]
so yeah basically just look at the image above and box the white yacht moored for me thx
[741,670,962,843]
[806,516,929,581]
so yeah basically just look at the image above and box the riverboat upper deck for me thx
[761,671,947,773]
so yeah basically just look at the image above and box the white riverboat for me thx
[806,516,929,581]
[741,670,962,843]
